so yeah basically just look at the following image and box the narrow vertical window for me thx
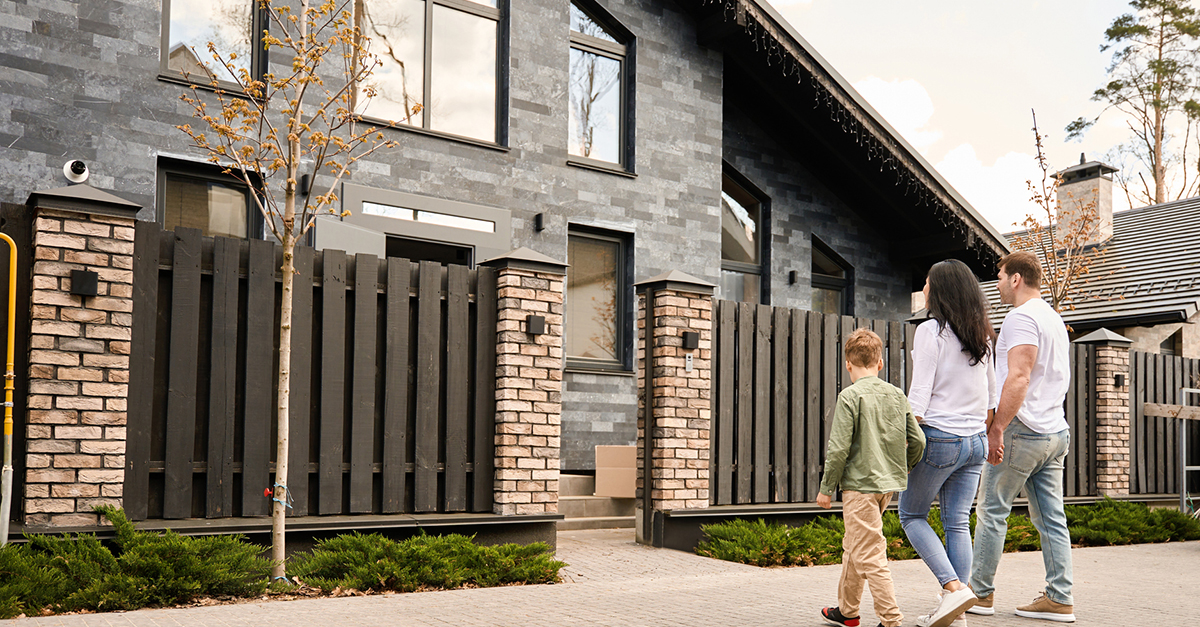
[568,1,631,169]
[811,238,853,315]
[719,172,765,303]
[567,229,628,369]
[356,0,502,143]
[162,0,261,84]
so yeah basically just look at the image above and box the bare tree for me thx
[1014,111,1111,313]
[175,0,402,580]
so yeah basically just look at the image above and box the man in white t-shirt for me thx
[968,251,1075,623]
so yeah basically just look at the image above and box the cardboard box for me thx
[594,445,636,498]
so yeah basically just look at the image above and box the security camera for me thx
[63,160,89,184]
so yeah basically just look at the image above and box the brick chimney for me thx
[1053,153,1117,247]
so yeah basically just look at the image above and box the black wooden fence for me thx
[1129,351,1200,495]
[710,301,1098,506]
[124,223,497,520]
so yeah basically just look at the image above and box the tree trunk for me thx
[272,211,296,581]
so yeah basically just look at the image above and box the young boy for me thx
[819,328,926,627]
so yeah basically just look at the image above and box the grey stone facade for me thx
[1,0,933,473]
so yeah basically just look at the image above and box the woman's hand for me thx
[987,428,1004,465]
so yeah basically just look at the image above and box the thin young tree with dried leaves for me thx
[1013,111,1110,313]
[175,0,402,579]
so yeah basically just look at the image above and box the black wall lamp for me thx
[681,331,699,351]
[533,213,545,232]
[1114,373,1126,387]
[788,270,798,285]
[69,269,98,297]
[526,314,546,335]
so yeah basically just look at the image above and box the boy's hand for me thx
[816,493,832,509]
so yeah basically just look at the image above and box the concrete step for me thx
[560,473,595,497]
[559,495,637,519]
[556,515,636,531]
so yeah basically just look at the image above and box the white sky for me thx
[771,0,1136,231]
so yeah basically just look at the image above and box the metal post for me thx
[0,233,17,546]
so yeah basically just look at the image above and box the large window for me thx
[355,0,501,143]
[568,1,632,170]
[566,229,629,370]
[157,159,261,239]
[719,172,765,303]
[811,237,853,315]
[161,0,264,84]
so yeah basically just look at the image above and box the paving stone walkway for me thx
[8,529,1197,626]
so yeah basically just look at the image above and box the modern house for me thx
[0,0,1008,476]
[984,157,1200,359]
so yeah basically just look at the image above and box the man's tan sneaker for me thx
[1015,593,1075,622]
[965,593,993,616]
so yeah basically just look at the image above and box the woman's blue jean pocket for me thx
[923,437,962,469]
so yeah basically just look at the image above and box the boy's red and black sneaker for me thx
[820,606,860,627]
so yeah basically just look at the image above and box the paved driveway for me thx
[8,530,1197,626]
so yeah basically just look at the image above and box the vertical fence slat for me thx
[839,316,854,391]
[822,314,839,480]
[789,309,805,502]
[163,227,201,519]
[415,261,442,512]
[806,312,822,501]
[735,302,753,503]
[1065,344,1080,496]
[905,323,916,392]
[753,304,771,503]
[1087,344,1097,496]
[445,264,470,511]
[1133,351,1146,494]
[124,221,160,521]
[241,238,274,517]
[287,246,314,516]
[206,237,239,517]
[1169,356,1181,494]
[383,258,411,513]
[772,307,789,502]
[1155,354,1166,493]
[888,321,903,389]
[318,250,347,514]
[716,301,735,505]
[472,265,497,512]
[350,254,378,513]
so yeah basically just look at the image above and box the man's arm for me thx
[990,344,1037,464]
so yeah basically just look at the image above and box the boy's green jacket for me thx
[819,375,926,496]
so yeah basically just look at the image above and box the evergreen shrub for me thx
[289,531,565,592]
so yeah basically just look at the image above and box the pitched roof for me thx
[985,198,1200,329]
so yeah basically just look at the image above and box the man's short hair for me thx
[999,251,1042,289]
[844,328,883,368]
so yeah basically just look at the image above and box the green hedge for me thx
[697,498,1200,567]
[0,508,565,619]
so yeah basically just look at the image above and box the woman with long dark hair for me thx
[901,259,997,627]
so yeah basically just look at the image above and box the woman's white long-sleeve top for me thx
[906,319,996,436]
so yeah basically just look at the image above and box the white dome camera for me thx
[63,160,89,184]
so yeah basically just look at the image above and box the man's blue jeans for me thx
[899,425,987,587]
[970,419,1073,605]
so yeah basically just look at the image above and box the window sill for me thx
[567,158,637,178]
[357,115,510,153]
[564,365,637,377]
[157,73,255,98]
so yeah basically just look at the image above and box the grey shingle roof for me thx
[984,197,1200,329]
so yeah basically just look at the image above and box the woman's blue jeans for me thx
[899,425,987,587]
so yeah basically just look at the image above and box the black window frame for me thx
[811,236,853,316]
[719,166,769,304]
[566,0,636,175]
[565,226,634,373]
[156,157,265,240]
[159,0,269,90]
[354,0,509,149]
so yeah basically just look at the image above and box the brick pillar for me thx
[634,271,714,545]
[22,185,141,527]
[1077,329,1133,497]
[482,248,567,516]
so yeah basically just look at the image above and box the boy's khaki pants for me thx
[839,490,903,627]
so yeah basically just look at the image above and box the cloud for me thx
[934,143,1043,232]
[852,76,942,149]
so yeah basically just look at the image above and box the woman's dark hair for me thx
[926,259,995,366]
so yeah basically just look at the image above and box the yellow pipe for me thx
[0,232,15,546]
